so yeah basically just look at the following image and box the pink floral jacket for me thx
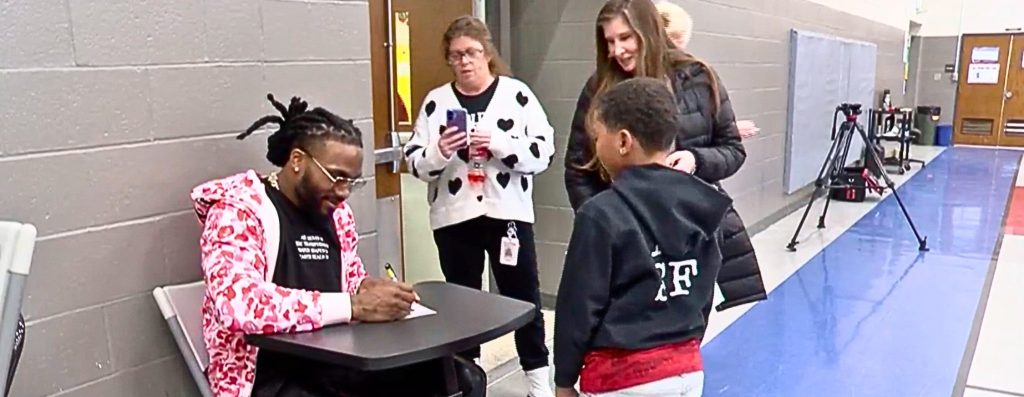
[191,171,368,397]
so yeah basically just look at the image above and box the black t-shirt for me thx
[452,76,499,124]
[254,182,343,394]
[264,184,342,292]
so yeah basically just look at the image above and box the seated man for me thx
[192,94,484,397]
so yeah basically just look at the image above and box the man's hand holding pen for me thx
[352,267,417,322]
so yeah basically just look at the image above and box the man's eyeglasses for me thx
[299,150,368,190]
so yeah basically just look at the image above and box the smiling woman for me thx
[563,0,767,352]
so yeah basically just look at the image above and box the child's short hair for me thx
[594,77,679,153]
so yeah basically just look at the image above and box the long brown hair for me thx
[442,16,512,77]
[579,0,722,177]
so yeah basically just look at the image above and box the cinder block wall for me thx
[910,35,960,124]
[0,1,377,395]
[0,0,912,393]
[510,0,910,296]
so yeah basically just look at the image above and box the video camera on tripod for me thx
[837,103,862,116]
[829,104,865,141]
[786,102,929,252]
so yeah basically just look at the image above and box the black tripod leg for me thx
[818,124,856,229]
[818,189,834,229]
[855,124,929,251]
[788,185,824,252]
[788,123,846,251]
[817,148,844,229]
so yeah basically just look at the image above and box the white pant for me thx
[583,371,704,397]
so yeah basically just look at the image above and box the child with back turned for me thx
[553,77,732,397]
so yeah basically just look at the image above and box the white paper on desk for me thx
[404,302,436,320]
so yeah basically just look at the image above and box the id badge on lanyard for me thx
[499,221,520,266]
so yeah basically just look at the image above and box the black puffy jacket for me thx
[563,63,767,311]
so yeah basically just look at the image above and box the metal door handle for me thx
[374,131,404,173]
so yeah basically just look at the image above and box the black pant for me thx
[433,216,550,371]
[252,356,486,397]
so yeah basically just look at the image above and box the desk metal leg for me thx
[441,356,463,397]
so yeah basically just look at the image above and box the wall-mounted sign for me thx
[944,64,956,73]
[967,63,1000,84]
[972,46,1000,63]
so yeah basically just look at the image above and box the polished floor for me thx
[704,147,1019,396]
[490,146,1024,396]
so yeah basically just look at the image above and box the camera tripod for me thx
[786,103,929,252]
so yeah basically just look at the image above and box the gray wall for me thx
[0,0,378,395]
[510,0,910,296]
[906,35,923,107]
[0,0,918,392]
[910,35,960,124]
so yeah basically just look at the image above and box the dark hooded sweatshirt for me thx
[554,164,732,389]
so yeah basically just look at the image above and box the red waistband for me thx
[579,338,702,394]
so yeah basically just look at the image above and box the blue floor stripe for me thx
[703,148,1021,396]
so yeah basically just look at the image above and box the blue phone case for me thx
[446,108,468,134]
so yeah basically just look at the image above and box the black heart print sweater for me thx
[403,76,556,230]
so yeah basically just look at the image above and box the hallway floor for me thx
[489,146,1024,396]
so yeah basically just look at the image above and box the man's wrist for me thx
[321,292,355,324]
[350,297,362,321]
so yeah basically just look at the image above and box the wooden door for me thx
[368,0,474,278]
[953,34,1012,146]
[1000,34,1024,146]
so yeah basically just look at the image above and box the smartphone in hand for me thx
[446,108,468,139]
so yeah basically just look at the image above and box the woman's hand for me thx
[469,129,492,154]
[737,119,760,139]
[438,126,468,159]
[555,387,580,397]
[666,150,697,173]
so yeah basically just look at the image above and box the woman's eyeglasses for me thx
[447,48,484,64]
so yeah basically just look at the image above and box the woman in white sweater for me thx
[403,16,556,397]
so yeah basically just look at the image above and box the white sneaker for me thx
[525,367,555,397]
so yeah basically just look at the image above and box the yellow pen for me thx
[384,263,399,282]
[385,263,420,303]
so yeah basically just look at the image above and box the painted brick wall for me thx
[0,1,377,395]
